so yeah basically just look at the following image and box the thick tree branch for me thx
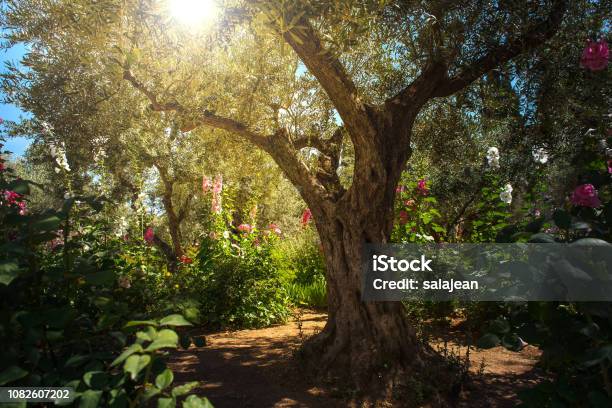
[279,12,378,142]
[122,69,270,148]
[387,0,567,111]
[386,60,449,111]
[123,68,337,207]
[431,0,567,98]
[292,127,345,199]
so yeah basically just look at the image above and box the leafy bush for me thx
[194,229,291,328]
[392,178,446,243]
[477,131,612,407]
[0,151,210,407]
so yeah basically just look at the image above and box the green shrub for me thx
[273,228,326,285]
[0,155,210,407]
[195,230,291,328]
[286,274,327,309]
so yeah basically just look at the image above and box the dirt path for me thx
[169,311,545,407]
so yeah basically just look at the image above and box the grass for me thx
[286,275,327,309]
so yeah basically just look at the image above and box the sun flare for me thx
[167,0,220,27]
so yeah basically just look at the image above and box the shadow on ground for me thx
[169,311,546,408]
[169,312,341,408]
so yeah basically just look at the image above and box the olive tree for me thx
[2,0,572,393]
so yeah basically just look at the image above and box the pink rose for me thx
[3,190,21,205]
[143,227,155,244]
[570,184,601,208]
[580,39,609,71]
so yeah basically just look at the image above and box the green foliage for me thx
[272,227,327,308]
[392,178,446,243]
[478,133,612,406]
[0,151,211,407]
[286,275,327,309]
[194,228,291,328]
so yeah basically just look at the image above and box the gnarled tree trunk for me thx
[297,126,449,400]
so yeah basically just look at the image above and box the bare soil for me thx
[168,311,545,407]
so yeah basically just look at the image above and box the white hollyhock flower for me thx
[532,148,549,164]
[49,142,71,172]
[486,147,500,169]
[500,183,513,204]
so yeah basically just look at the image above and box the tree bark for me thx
[293,121,453,402]
[157,167,184,259]
[300,183,450,402]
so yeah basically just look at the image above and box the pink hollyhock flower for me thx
[212,175,223,194]
[179,255,193,264]
[417,179,428,195]
[211,196,222,214]
[607,159,612,174]
[571,184,601,208]
[202,175,212,193]
[301,208,312,226]
[268,223,282,235]
[210,175,223,214]
[580,39,609,71]
[399,210,409,225]
[143,227,155,244]
[237,223,252,233]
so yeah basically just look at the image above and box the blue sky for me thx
[1,41,31,157]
